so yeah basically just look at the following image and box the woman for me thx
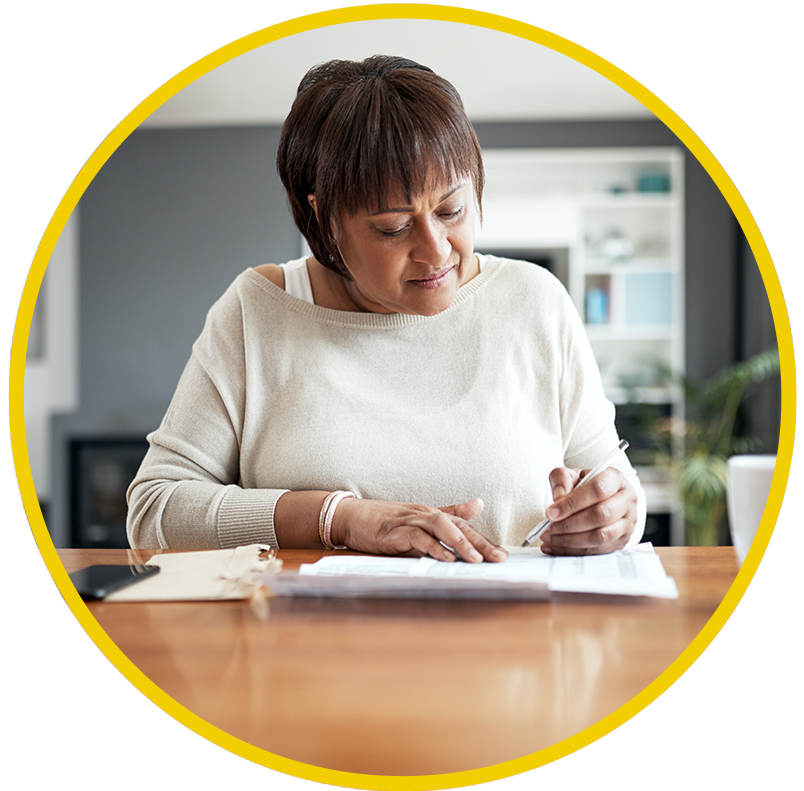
[127,55,645,561]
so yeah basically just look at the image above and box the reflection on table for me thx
[59,547,737,776]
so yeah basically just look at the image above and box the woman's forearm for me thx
[272,490,332,548]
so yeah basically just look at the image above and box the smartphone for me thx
[69,564,160,599]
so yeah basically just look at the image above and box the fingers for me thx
[546,468,626,525]
[407,513,483,563]
[409,527,480,563]
[438,498,484,521]
[548,467,580,501]
[540,469,638,556]
[540,518,632,556]
[344,499,506,563]
[458,522,508,563]
[401,510,506,563]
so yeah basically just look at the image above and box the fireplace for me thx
[49,410,165,548]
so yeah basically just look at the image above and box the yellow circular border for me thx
[7,3,797,789]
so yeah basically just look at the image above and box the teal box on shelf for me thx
[637,173,671,192]
[625,272,673,325]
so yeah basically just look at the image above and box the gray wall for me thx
[738,235,781,451]
[79,126,299,414]
[78,119,776,422]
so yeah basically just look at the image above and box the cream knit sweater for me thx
[127,255,645,549]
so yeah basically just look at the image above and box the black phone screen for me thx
[68,564,160,599]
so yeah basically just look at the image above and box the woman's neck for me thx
[306,258,369,312]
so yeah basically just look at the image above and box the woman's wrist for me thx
[319,491,354,549]
[270,489,359,549]
[329,495,359,549]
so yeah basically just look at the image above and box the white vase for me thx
[726,454,776,566]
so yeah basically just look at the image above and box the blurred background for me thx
[24,19,779,549]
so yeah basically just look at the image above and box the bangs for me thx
[315,70,483,218]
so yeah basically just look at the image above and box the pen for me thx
[522,439,630,546]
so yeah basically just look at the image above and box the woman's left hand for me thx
[538,466,638,555]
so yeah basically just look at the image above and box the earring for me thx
[328,254,335,262]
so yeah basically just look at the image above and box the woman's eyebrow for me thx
[370,183,465,215]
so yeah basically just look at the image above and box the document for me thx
[262,543,678,600]
[106,544,281,601]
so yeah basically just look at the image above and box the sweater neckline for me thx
[242,254,502,328]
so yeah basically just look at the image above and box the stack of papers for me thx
[263,543,678,600]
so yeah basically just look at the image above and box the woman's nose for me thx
[411,220,451,264]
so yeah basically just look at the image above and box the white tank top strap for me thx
[278,258,315,304]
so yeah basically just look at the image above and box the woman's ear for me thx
[307,194,319,221]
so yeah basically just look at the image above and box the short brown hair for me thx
[276,55,484,277]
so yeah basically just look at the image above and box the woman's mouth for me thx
[409,266,454,290]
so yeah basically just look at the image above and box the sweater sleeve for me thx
[554,284,647,545]
[126,283,288,549]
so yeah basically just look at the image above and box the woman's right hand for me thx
[331,497,507,563]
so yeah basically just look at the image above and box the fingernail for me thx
[491,547,507,560]
[547,505,561,519]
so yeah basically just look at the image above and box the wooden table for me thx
[58,547,738,776]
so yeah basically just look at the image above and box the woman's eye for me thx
[441,206,464,220]
[379,225,408,237]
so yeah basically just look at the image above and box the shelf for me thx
[583,258,676,272]
[581,193,679,209]
[481,147,685,198]
[584,325,678,341]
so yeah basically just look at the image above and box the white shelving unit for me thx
[477,147,685,544]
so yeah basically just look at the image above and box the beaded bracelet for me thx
[318,490,355,550]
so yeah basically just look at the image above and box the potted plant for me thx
[656,349,780,545]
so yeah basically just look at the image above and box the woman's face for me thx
[333,179,478,316]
